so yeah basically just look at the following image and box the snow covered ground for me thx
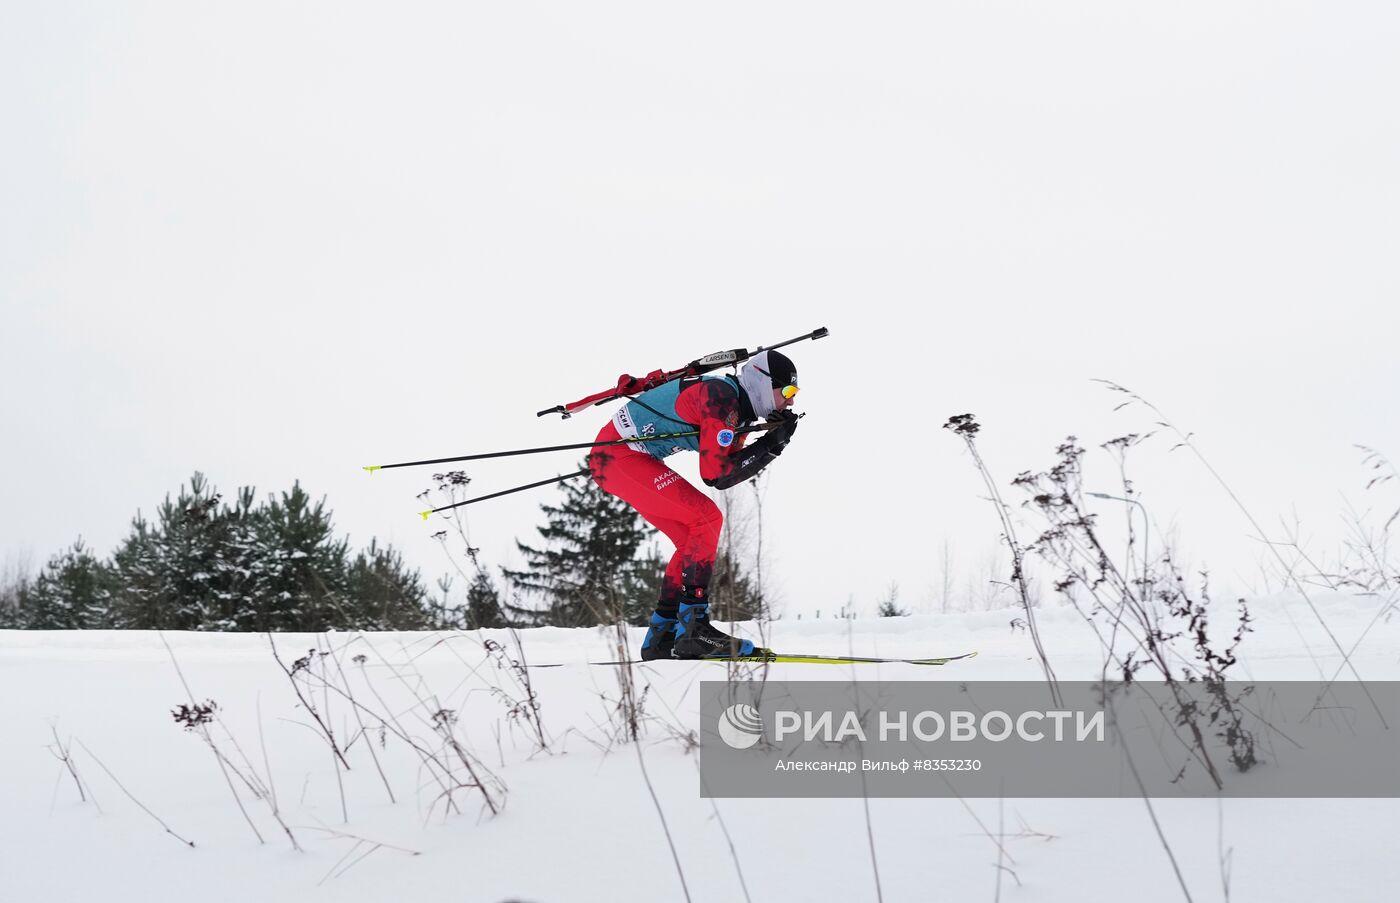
[2,594,1396,902]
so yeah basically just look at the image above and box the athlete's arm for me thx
[676,380,793,490]
[707,434,786,490]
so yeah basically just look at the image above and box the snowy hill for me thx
[2,594,1395,903]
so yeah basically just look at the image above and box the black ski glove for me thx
[707,425,790,490]
[764,410,800,455]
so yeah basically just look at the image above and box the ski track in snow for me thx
[1,593,1396,902]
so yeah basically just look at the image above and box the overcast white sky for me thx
[3,2,1398,617]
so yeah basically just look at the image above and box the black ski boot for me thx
[639,612,678,661]
[671,592,762,659]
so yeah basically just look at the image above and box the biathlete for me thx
[588,350,801,660]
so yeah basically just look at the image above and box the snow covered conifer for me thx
[109,473,235,629]
[463,569,509,630]
[502,459,663,627]
[344,538,430,630]
[249,482,349,631]
[708,548,766,624]
[0,560,31,628]
[20,539,113,629]
[877,582,909,617]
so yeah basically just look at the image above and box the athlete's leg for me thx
[590,426,757,660]
[590,425,724,602]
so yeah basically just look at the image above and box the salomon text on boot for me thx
[670,588,768,659]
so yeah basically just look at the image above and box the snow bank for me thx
[1,592,1395,902]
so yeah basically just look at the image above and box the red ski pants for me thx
[589,422,721,607]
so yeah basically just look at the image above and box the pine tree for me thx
[109,474,238,629]
[709,547,766,623]
[31,473,434,632]
[345,539,430,630]
[0,564,30,628]
[210,488,263,630]
[623,545,667,625]
[0,596,21,628]
[464,570,509,630]
[108,512,159,628]
[21,539,113,629]
[876,582,909,617]
[249,483,349,631]
[502,462,661,627]
[708,477,768,624]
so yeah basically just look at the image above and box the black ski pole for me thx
[365,423,780,473]
[410,414,802,518]
[419,468,591,520]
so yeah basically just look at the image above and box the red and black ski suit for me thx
[588,376,787,607]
